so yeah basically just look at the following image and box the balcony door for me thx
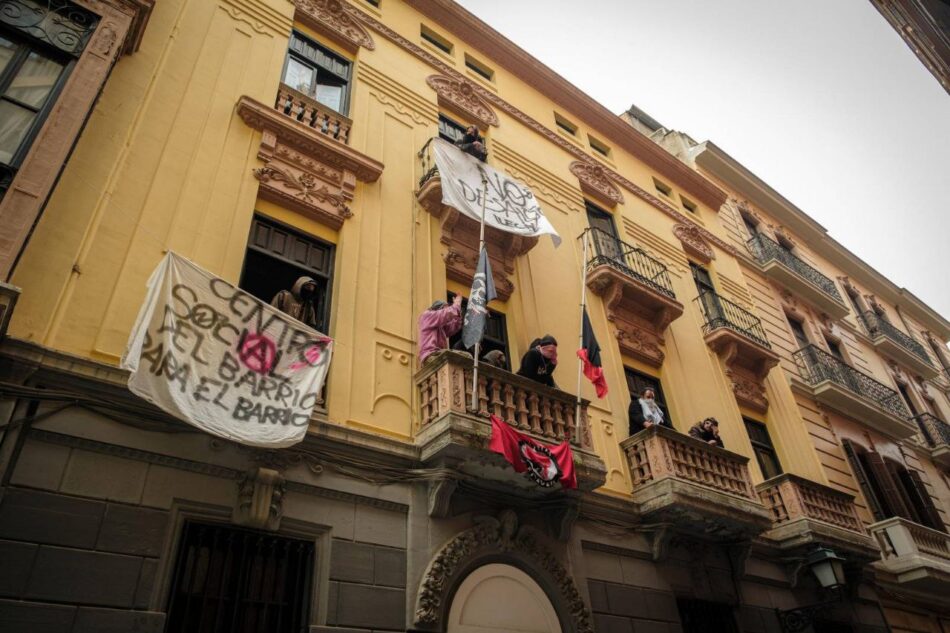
[586,203,621,263]
[690,262,723,324]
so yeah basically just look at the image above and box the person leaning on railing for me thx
[688,417,724,448]
[628,389,670,435]
[455,125,488,161]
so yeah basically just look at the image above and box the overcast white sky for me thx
[456,0,950,318]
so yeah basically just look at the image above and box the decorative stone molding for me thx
[673,223,714,262]
[569,161,623,206]
[292,0,375,52]
[426,75,498,128]
[233,467,286,531]
[413,510,593,633]
[614,325,665,367]
[726,367,769,413]
[237,95,383,230]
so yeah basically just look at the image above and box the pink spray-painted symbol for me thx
[290,337,332,371]
[239,332,278,375]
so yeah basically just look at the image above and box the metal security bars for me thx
[165,522,314,633]
[584,227,675,298]
[793,344,910,419]
[695,291,771,349]
[0,0,99,57]
[861,311,933,366]
[746,233,844,303]
[915,413,950,449]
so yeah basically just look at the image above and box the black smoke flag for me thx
[577,309,607,398]
[462,247,497,349]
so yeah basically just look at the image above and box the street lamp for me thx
[777,547,848,633]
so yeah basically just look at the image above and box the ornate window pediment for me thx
[673,223,714,262]
[426,74,498,128]
[569,161,623,206]
[291,0,375,52]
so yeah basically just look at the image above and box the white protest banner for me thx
[121,252,333,448]
[431,138,561,246]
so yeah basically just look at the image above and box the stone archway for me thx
[447,563,561,633]
[412,510,592,633]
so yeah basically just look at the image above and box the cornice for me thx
[292,0,375,51]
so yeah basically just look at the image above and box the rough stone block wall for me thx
[325,538,407,633]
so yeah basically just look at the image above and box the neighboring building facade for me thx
[0,1,947,633]
[869,0,950,95]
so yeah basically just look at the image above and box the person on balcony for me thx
[516,335,558,387]
[456,125,487,161]
[628,389,669,435]
[418,295,463,364]
[271,276,320,330]
[689,417,725,448]
[482,349,507,369]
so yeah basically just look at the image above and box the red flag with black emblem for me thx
[577,308,607,398]
[488,415,577,489]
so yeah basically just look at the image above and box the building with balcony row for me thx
[0,1,947,632]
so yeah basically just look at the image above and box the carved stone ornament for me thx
[673,223,715,262]
[292,0,375,52]
[233,467,286,531]
[426,75,499,128]
[413,510,593,633]
[615,323,665,367]
[569,161,624,206]
[726,367,769,413]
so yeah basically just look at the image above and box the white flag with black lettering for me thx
[431,138,561,246]
[121,252,333,448]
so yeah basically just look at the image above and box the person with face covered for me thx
[516,335,558,388]
[628,388,669,435]
[418,295,463,364]
[455,125,488,161]
[270,276,321,330]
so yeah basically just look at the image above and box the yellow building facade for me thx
[0,1,947,632]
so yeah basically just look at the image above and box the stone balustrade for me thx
[871,517,950,568]
[757,474,865,533]
[274,84,352,144]
[417,351,590,449]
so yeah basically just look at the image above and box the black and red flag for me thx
[577,308,607,398]
[488,415,577,489]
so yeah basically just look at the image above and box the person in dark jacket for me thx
[688,417,724,448]
[516,335,557,387]
[271,276,320,330]
[628,388,669,435]
[455,125,487,161]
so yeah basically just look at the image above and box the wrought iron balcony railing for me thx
[915,413,950,449]
[695,291,771,349]
[747,233,843,302]
[274,84,351,144]
[418,136,490,189]
[861,311,933,366]
[584,227,675,299]
[793,344,910,419]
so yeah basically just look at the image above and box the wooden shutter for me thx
[905,469,947,533]
[841,440,886,521]
[864,451,913,520]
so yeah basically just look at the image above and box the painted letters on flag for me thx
[431,138,561,246]
[577,308,607,398]
[488,415,577,489]
[121,252,333,448]
[461,247,497,349]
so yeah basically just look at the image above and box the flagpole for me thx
[575,229,590,437]
[470,168,489,413]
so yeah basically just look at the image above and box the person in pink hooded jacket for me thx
[418,295,463,364]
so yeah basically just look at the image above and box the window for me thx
[282,32,351,114]
[681,196,697,214]
[927,338,950,373]
[744,418,783,480]
[438,113,467,143]
[741,213,759,238]
[897,382,920,417]
[676,598,738,633]
[653,178,672,197]
[165,521,315,633]
[824,336,846,363]
[787,316,810,350]
[625,367,672,434]
[554,113,577,136]
[844,286,871,331]
[691,262,722,323]
[464,54,494,81]
[363,0,380,6]
[0,27,77,190]
[586,202,621,261]
[588,135,611,158]
[447,291,510,369]
[239,215,334,333]
[421,25,453,55]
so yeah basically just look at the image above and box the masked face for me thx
[301,282,316,299]
[539,344,557,360]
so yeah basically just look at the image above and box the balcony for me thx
[236,86,383,231]
[583,228,684,367]
[416,139,537,301]
[757,474,876,559]
[415,351,606,516]
[696,291,780,412]
[620,425,771,554]
[870,517,950,592]
[746,234,849,318]
[793,345,915,438]
[861,311,938,379]
[915,413,950,467]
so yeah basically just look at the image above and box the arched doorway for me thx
[447,563,561,633]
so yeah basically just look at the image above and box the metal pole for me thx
[470,168,489,413]
[575,229,590,438]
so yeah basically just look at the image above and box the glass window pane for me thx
[283,57,315,95]
[0,36,15,76]
[7,52,64,108]
[315,81,343,112]
[0,100,36,163]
